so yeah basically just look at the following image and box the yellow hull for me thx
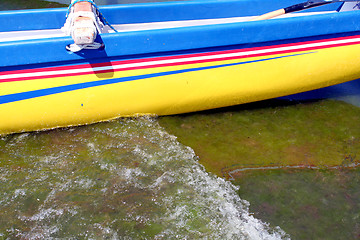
[1,35,360,135]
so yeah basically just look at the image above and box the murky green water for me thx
[234,168,360,240]
[1,99,359,239]
[158,99,360,177]
[0,118,288,239]
[158,99,360,240]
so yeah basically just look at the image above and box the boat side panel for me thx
[1,35,360,134]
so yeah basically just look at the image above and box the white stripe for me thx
[2,37,360,80]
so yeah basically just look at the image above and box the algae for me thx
[158,99,360,239]
[158,99,360,178]
[0,118,284,239]
[234,168,360,240]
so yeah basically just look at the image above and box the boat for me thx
[1,0,360,135]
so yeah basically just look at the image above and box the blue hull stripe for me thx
[0,52,313,105]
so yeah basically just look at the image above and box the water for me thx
[0,117,288,239]
[234,168,360,240]
[157,98,360,239]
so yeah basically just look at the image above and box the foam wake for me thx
[0,117,289,239]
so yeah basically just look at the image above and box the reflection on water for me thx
[0,117,288,239]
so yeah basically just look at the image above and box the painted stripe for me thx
[0,52,312,105]
[0,35,359,82]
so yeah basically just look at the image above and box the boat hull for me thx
[1,0,360,135]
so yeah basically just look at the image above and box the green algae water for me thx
[159,98,360,240]
[158,99,360,177]
[1,99,359,239]
[0,117,288,239]
[234,168,360,240]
